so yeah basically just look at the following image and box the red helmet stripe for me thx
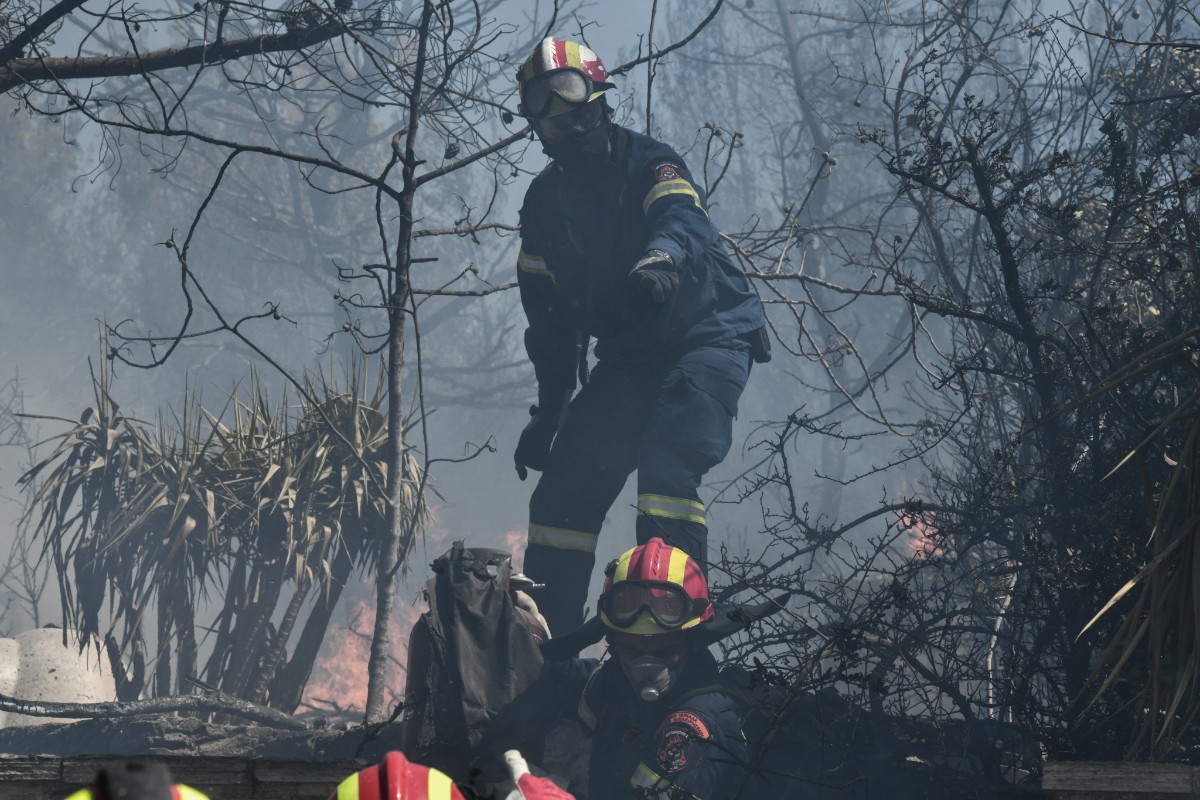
[360,764,381,800]
[554,37,569,71]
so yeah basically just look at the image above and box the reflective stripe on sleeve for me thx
[636,494,706,525]
[528,523,599,553]
[518,247,554,278]
[642,179,705,215]
[630,762,701,799]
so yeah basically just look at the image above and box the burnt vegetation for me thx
[2,0,1200,796]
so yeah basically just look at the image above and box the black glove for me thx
[515,405,559,481]
[627,249,679,308]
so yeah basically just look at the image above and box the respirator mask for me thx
[622,654,683,702]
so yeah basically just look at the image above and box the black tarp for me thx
[399,542,544,781]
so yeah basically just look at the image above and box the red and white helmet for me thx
[329,751,466,800]
[517,37,615,119]
[598,537,714,636]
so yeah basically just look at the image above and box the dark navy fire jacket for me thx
[553,650,750,800]
[516,123,765,406]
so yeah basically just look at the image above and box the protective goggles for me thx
[599,581,709,630]
[520,68,599,119]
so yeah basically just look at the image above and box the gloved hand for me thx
[515,405,558,481]
[627,249,679,308]
[504,750,576,800]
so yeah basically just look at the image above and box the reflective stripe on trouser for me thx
[525,341,751,635]
[635,493,708,569]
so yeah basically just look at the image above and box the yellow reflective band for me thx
[518,248,553,278]
[642,179,705,216]
[428,768,454,800]
[528,523,598,553]
[630,762,701,799]
[177,787,210,800]
[631,761,662,789]
[637,494,707,525]
[65,792,93,800]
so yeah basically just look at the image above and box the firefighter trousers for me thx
[523,339,752,636]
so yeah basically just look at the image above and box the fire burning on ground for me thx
[300,596,420,720]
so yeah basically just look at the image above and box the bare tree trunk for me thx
[364,0,434,724]
[251,576,310,704]
[154,599,172,698]
[270,538,357,712]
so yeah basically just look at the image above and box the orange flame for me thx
[505,528,526,571]
[301,597,420,719]
[900,509,942,560]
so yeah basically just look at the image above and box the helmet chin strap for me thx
[541,116,612,171]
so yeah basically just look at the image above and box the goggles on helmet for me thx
[531,99,605,145]
[599,580,709,631]
[520,68,599,119]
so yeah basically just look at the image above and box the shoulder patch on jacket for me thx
[654,162,683,182]
[654,710,713,774]
[643,162,705,216]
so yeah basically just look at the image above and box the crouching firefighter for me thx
[512,36,772,636]
[476,537,785,800]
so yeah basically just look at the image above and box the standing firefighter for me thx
[513,37,770,635]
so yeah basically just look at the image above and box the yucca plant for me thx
[20,356,427,709]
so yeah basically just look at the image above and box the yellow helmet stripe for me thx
[667,545,689,587]
[335,774,359,800]
[429,767,454,799]
[613,547,633,583]
[563,39,581,71]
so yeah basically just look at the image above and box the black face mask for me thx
[542,117,612,172]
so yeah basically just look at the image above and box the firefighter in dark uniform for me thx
[476,537,749,800]
[513,37,770,636]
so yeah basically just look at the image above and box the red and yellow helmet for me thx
[66,788,208,800]
[66,761,210,800]
[517,37,615,119]
[598,537,713,635]
[329,751,465,800]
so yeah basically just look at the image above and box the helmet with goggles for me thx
[599,537,713,636]
[517,37,615,119]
